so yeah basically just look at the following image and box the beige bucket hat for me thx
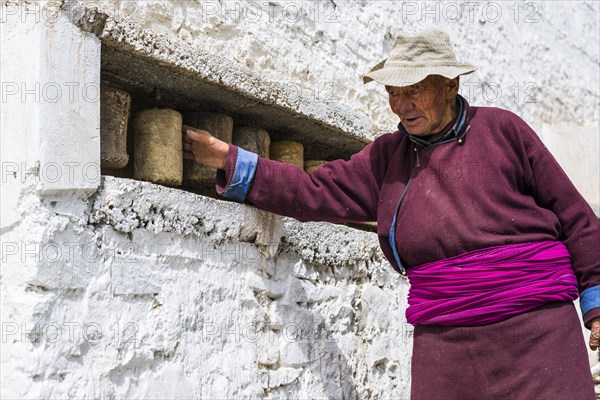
[363,28,476,87]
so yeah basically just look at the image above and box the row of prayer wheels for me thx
[100,85,328,187]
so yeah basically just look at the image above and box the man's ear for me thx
[447,77,460,99]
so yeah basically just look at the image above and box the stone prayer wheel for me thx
[183,112,233,189]
[100,85,131,169]
[270,140,304,169]
[304,160,327,174]
[133,108,183,185]
[232,126,270,158]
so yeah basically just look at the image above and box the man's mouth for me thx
[403,116,421,123]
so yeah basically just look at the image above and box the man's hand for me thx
[589,317,600,351]
[182,125,229,170]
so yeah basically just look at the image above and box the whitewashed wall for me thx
[1,175,412,398]
[1,1,598,399]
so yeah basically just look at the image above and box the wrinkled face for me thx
[386,75,459,136]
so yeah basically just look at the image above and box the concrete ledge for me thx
[89,176,388,272]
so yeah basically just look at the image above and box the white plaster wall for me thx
[1,0,101,234]
[1,177,412,399]
[93,0,600,212]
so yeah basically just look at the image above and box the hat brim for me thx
[363,62,477,86]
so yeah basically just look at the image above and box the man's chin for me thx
[401,119,427,136]
[404,128,426,136]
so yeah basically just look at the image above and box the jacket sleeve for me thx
[522,122,600,328]
[216,140,383,223]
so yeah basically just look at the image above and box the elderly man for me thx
[183,29,599,399]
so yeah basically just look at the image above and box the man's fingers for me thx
[589,319,600,350]
[183,126,212,141]
[186,130,212,146]
[181,125,227,169]
[182,124,197,134]
[589,336,599,351]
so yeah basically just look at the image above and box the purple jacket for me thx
[217,99,600,327]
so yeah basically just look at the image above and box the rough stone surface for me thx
[1,176,412,399]
[95,1,599,126]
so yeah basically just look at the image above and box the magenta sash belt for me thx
[406,241,578,326]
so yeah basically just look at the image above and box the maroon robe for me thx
[218,100,599,398]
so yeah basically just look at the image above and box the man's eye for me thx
[407,89,419,96]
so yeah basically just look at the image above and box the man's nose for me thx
[392,95,415,115]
